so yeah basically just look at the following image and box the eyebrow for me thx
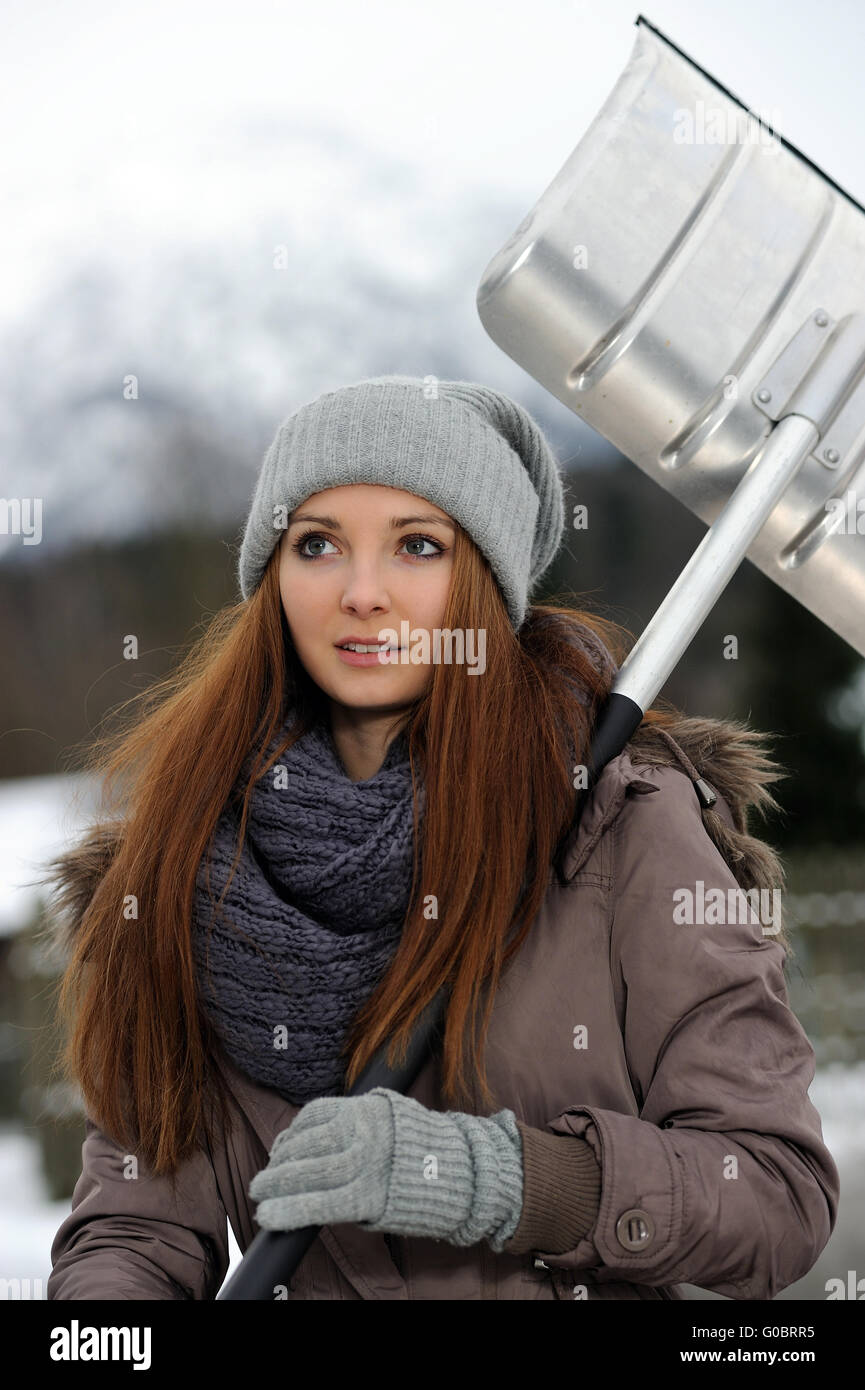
[287,512,456,531]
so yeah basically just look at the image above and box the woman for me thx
[44,374,838,1300]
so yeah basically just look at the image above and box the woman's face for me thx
[278,484,455,715]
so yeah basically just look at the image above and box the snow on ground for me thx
[0,773,103,939]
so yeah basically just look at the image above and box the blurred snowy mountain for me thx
[0,113,585,575]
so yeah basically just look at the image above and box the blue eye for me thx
[402,535,443,558]
[290,530,445,561]
[293,533,337,558]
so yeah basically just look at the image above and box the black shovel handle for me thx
[217,983,449,1298]
[218,690,643,1300]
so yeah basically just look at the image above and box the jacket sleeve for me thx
[533,767,840,1300]
[48,1115,230,1300]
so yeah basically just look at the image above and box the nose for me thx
[339,553,392,619]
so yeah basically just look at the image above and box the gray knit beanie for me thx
[237,375,566,630]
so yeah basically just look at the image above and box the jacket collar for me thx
[561,749,660,880]
[560,709,787,881]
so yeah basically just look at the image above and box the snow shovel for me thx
[477,15,865,667]
[220,13,865,1299]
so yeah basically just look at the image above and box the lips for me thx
[336,642,402,667]
[335,640,398,652]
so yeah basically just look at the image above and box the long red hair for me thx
[44,523,681,1176]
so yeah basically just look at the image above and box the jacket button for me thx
[615,1208,655,1250]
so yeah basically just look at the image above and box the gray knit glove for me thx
[248,1087,525,1252]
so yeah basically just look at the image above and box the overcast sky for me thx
[2,0,863,326]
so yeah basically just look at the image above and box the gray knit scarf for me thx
[191,714,423,1105]
[191,619,614,1106]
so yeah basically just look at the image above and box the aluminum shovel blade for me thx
[477,15,865,657]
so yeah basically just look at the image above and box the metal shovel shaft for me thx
[582,412,818,793]
[613,413,819,714]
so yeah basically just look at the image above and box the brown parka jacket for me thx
[46,714,839,1301]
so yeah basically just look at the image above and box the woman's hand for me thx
[248,1087,525,1250]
